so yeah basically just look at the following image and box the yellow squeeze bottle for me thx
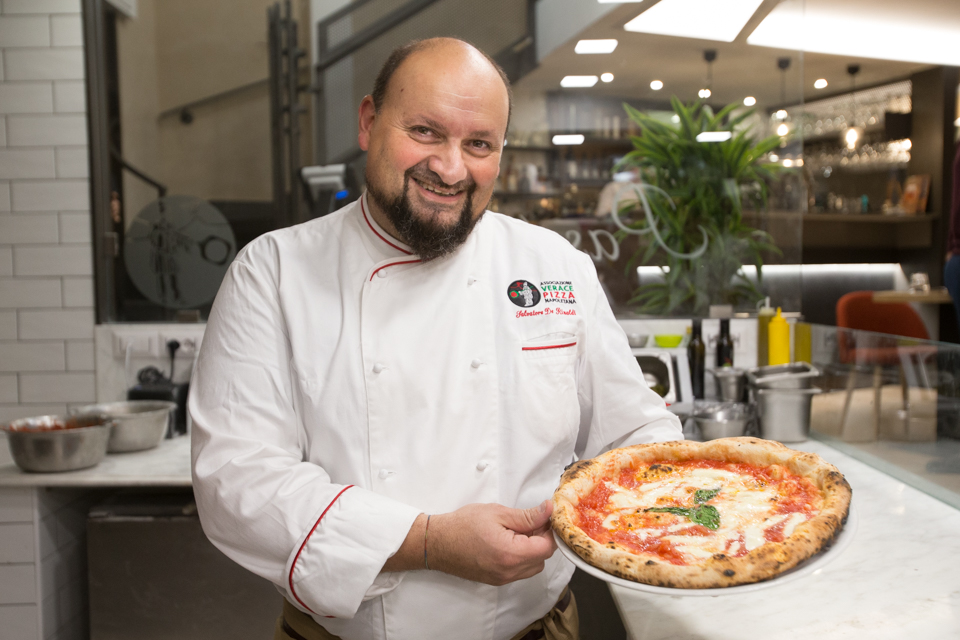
[756,297,774,367]
[768,307,790,366]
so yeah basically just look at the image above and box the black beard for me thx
[366,164,483,261]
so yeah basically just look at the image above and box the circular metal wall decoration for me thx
[124,195,236,309]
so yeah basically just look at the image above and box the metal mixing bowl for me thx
[2,414,112,473]
[693,402,753,440]
[73,401,176,453]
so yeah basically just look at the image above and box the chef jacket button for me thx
[373,363,385,374]
[471,359,482,369]
[467,276,476,286]
[476,461,489,471]
[377,269,387,278]
[378,468,392,479]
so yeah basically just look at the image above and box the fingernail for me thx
[539,500,548,513]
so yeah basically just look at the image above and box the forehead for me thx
[384,47,509,134]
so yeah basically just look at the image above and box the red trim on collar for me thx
[369,258,422,281]
[361,198,412,255]
[288,485,354,616]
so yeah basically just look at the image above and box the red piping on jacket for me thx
[361,198,412,255]
[521,342,577,351]
[369,258,422,281]
[288,485,354,616]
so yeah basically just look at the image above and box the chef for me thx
[190,37,682,640]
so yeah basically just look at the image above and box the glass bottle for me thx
[716,319,734,368]
[688,319,706,400]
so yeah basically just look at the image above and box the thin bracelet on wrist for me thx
[423,514,431,570]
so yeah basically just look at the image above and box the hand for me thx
[429,500,558,586]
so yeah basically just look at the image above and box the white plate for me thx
[555,504,858,596]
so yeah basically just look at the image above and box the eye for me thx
[469,139,492,152]
[411,126,433,137]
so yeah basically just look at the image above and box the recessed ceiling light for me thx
[743,96,757,106]
[561,75,599,88]
[601,73,615,83]
[575,39,618,54]
[625,0,766,43]
[748,3,960,67]
[696,132,732,142]
[553,134,585,145]
[814,78,828,89]
[698,88,712,99]
[650,80,664,90]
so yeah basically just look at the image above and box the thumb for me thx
[504,500,553,535]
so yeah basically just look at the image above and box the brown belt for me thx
[281,587,572,640]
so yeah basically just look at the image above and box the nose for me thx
[427,141,468,186]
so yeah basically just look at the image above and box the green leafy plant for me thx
[617,97,784,316]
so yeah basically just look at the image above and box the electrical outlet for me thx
[112,333,159,358]
[159,329,204,357]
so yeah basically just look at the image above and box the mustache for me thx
[404,162,475,194]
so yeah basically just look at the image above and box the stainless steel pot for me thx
[747,362,820,390]
[755,388,822,443]
[2,414,112,473]
[73,401,176,453]
[710,368,747,402]
[693,402,752,440]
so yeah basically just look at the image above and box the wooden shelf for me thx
[873,288,952,304]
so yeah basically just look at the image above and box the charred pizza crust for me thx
[552,437,852,589]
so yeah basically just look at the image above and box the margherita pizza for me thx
[552,438,851,588]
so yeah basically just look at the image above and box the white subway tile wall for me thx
[0,21,97,615]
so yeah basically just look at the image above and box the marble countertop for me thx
[0,435,192,487]
[609,440,960,639]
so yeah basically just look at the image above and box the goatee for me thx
[366,162,484,261]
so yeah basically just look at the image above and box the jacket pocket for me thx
[517,335,580,445]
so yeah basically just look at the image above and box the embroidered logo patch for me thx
[540,280,576,304]
[507,280,541,308]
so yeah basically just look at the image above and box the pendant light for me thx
[699,49,716,99]
[844,64,863,150]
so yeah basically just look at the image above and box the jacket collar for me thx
[359,192,414,258]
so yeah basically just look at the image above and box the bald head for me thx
[371,38,512,133]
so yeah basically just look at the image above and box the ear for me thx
[358,95,376,151]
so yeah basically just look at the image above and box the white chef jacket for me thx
[190,194,682,640]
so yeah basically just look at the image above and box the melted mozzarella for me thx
[604,465,813,563]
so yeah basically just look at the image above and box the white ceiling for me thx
[517,0,956,112]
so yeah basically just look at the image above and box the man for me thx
[190,38,681,640]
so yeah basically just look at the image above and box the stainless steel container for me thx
[74,401,176,453]
[2,414,112,473]
[747,362,820,390]
[711,368,746,402]
[694,402,752,440]
[755,388,822,443]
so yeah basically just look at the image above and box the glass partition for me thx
[803,323,960,509]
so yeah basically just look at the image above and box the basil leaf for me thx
[645,507,692,517]
[690,505,721,530]
[694,488,720,504]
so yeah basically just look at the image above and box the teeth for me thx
[417,180,458,196]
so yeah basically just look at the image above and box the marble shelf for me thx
[610,440,960,639]
[0,435,192,487]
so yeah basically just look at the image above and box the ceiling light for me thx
[601,73,614,83]
[775,109,788,120]
[903,139,912,150]
[769,154,779,162]
[795,158,804,167]
[553,134,585,145]
[625,0,766,43]
[782,159,794,167]
[575,39,619,54]
[955,117,960,127]
[748,3,960,67]
[698,88,712,99]
[696,132,732,142]
[742,96,757,107]
[561,75,599,88]
[777,123,789,136]
[814,78,828,89]
[650,80,664,90]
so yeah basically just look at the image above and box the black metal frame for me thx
[81,0,116,323]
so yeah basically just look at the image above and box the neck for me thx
[364,191,406,244]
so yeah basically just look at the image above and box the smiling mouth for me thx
[412,177,463,198]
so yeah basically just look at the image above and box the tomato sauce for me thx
[574,459,818,565]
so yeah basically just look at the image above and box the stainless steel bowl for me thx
[694,402,752,440]
[73,401,176,453]
[2,414,112,473]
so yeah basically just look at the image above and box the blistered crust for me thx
[552,437,852,589]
